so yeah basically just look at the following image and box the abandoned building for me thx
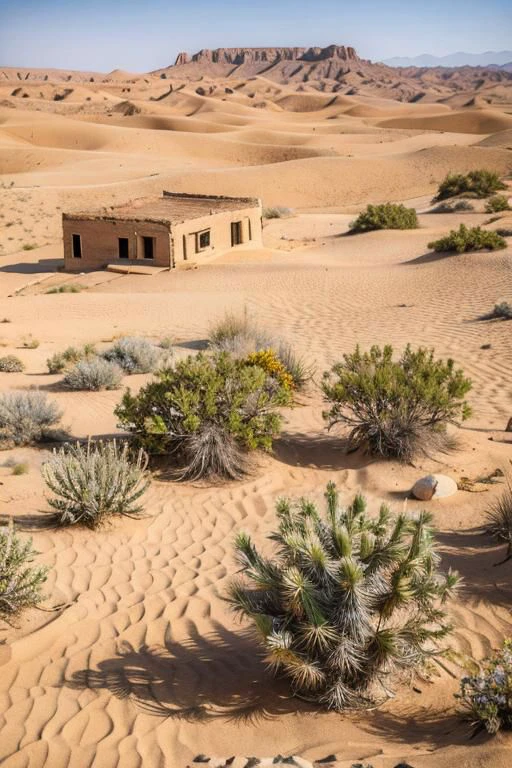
[62,191,263,271]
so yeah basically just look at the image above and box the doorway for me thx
[142,236,154,260]
[231,221,242,247]
[118,237,129,259]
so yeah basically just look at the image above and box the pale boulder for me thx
[412,474,457,500]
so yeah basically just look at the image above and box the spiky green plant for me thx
[0,522,47,625]
[228,483,459,710]
[42,440,150,528]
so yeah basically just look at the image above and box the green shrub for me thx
[103,336,161,374]
[0,522,47,625]
[115,352,290,480]
[63,358,122,391]
[456,640,512,734]
[349,203,418,233]
[0,391,62,448]
[322,345,472,462]
[46,284,82,294]
[485,194,511,213]
[479,302,512,321]
[42,440,150,528]
[228,482,459,710]
[428,225,507,253]
[12,462,29,475]
[435,170,506,201]
[47,344,96,374]
[0,355,24,373]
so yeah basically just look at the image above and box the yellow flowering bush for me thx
[245,349,295,392]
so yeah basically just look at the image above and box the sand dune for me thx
[1,60,512,768]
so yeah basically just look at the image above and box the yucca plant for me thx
[485,478,512,564]
[0,522,47,625]
[42,440,150,528]
[228,482,460,710]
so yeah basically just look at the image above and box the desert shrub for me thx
[479,302,512,321]
[46,284,82,294]
[349,203,418,233]
[209,312,273,357]
[0,355,24,373]
[485,194,511,213]
[275,342,314,391]
[159,336,174,350]
[115,352,290,480]
[0,391,62,448]
[322,345,472,462]
[103,336,161,374]
[428,225,507,253]
[12,462,29,475]
[47,343,96,374]
[42,440,150,528]
[228,482,459,710]
[456,640,512,734]
[0,522,47,624]
[430,200,474,213]
[21,337,39,349]
[485,478,512,562]
[245,349,294,392]
[262,206,294,219]
[435,170,506,201]
[209,313,309,388]
[63,358,122,391]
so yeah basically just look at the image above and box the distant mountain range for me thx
[384,51,512,68]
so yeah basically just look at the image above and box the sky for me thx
[0,0,510,72]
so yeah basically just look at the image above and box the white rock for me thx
[412,474,457,500]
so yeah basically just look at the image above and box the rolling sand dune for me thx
[0,55,512,768]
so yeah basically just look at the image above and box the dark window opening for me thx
[118,237,129,259]
[72,233,82,259]
[231,221,242,247]
[182,234,187,260]
[247,219,252,241]
[142,236,154,260]
[196,229,211,252]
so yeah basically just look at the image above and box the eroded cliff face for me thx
[174,45,360,67]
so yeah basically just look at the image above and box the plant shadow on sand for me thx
[273,431,377,472]
[65,623,315,723]
[64,622,486,752]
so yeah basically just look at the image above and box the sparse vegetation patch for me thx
[349,203,418,233]
[0,355,24,373]
[428,225,507,253]
[435,170,506,201]
[0,522,47,625]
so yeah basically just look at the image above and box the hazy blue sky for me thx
[0,0,510,71]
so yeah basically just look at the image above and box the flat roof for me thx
[63,192,260,226]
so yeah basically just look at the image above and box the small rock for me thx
[412,474,457,500]
[506,417,512,432]
[316,759,337,765]
[480,343,492,350]
[394,763,415,768]
[245,759,261,768]
[193,758,210,764]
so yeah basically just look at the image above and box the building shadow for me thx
[64,623,316,723]
[0,258,62,274]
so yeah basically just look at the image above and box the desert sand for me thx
[0,50,512,767]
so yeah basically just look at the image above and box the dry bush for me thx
[0,391,62,448]
[103,336,161,374]
[0,522,47,625]
[42,440,150,528]
[0,355,24,373]
[63,358,122,391]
